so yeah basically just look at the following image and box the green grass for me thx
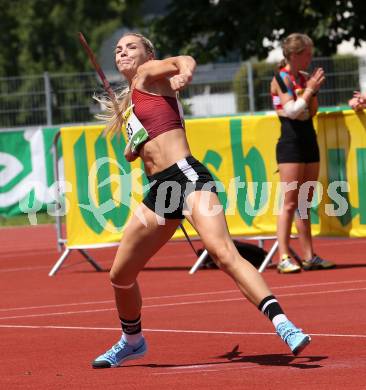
[0,213,56,227]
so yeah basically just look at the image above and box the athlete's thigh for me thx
[278,162,306,204]
[301,162,319,183]
[112,203,181,276]
[184,191,233,251]
[278,162,307,183]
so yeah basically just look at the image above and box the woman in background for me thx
[270,33,335,274]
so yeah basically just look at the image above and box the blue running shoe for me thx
[92,337,147,368]
[276,320,311,356]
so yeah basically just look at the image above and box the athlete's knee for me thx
[207,241,236,271]
[282,199,298,213]
[109,268,136,289]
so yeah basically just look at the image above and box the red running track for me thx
[1,225,366,389]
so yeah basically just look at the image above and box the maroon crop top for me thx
[131,88,184,140]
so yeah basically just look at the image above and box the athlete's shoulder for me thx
[275,69,293,96]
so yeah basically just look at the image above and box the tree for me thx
[148,0,366,62]
[0,0,143,77]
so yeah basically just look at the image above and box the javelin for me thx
[78,32,120,115]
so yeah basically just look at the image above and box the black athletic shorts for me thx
[276,117,320,164]
[143,156,217,219]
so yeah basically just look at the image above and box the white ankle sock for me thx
[272,314,288,328]
[122,332,143,346]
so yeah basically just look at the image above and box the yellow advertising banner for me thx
[61,110,366,248]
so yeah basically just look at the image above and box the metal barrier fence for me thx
[1,55,364,128]
[0,72,101,128]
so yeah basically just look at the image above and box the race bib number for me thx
[123,104,149,153]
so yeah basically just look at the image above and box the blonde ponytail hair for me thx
[93,86,130,136]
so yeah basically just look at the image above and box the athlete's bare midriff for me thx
[139,128,191,175]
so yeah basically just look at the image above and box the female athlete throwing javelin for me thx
[92,32,311,368]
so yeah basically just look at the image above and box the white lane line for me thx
[0,300,115,313]
[0,324,365,339]
[0,308,115,320]
[0,265,50,273]
[0,252,195,273]
[1,279,366,313]
[0,324,120,330]
[1,286,366,321]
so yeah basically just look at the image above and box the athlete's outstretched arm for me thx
[136,56,196,90]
